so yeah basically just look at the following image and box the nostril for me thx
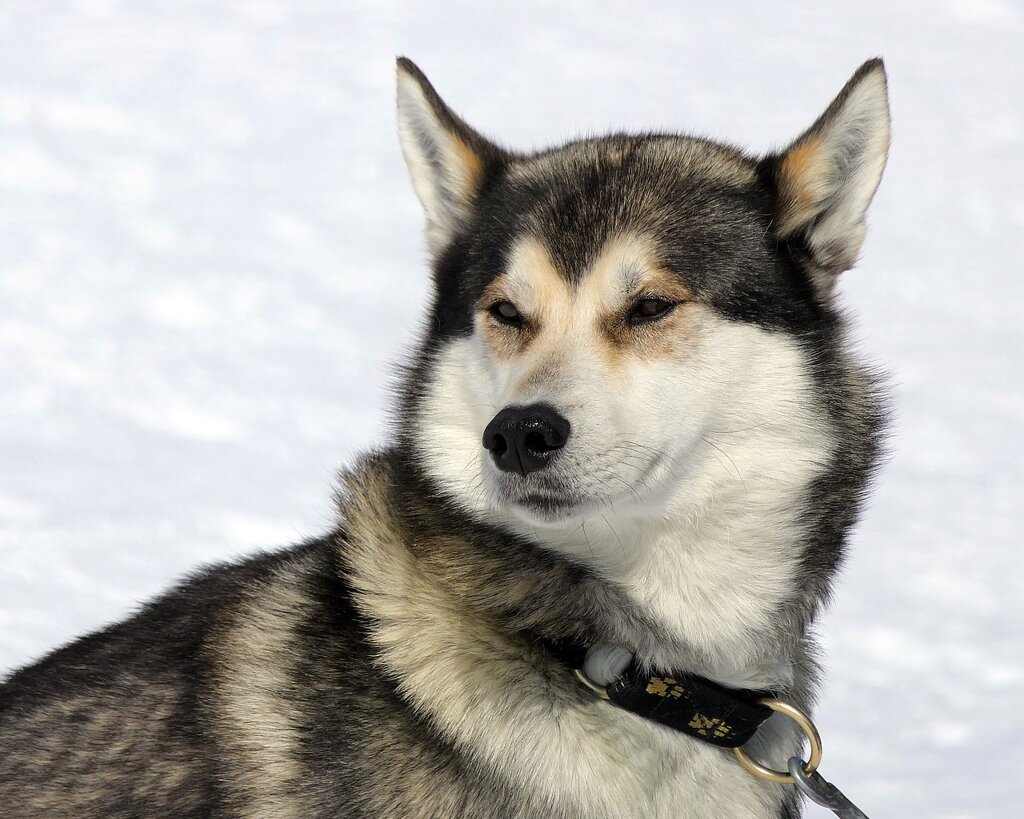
[523,429,561,454]
[523,430,547,454]
[488,432,508,457]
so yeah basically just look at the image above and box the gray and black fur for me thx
[0,58,890,818]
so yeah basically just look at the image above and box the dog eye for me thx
[489,300,525,327]
[628,297,676,325]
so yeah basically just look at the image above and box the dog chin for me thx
[504,494,582,525]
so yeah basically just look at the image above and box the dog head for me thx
[394,58,889,563]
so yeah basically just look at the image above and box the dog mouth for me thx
[492,451,667,522]
[513,491,578,518]
[486,474,586,521]
[475,418,679,528]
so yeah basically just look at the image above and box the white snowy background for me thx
[1,2,1021,816]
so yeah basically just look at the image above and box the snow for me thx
[1,2,1022,816]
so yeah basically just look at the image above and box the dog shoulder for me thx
[0,538,334,815]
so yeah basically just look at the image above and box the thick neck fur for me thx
[337,451,810,817]
[340,445,824,695]
[391,421,823,683]
[493,433,824,690]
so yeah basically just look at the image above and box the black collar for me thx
[533,635,777,749]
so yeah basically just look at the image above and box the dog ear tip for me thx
[396,57,426,84]
[857,58,889,93]
[395,58,416,90]
[836,60,890,125]
[395,59,427,110]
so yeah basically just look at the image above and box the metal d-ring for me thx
[732,698,823,785]
[573,667,610,700]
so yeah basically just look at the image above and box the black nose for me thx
[482,404,571,476]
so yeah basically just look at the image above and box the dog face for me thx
[396,59,889,560]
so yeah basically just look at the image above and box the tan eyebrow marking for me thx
[477,236,571,360]
[579,234,698,367]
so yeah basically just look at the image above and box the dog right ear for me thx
[396,58,508,256]
[761,59,890,295]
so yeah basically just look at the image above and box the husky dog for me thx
[0,57,890,818]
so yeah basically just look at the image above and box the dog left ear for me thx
[762,59,891,290]
[396,58,508,256]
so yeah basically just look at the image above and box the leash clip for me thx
[787,757,871,819]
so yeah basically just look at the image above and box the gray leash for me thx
[787,756,870,818]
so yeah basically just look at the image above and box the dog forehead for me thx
[511,135,756,190]
[500,136,759,284]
